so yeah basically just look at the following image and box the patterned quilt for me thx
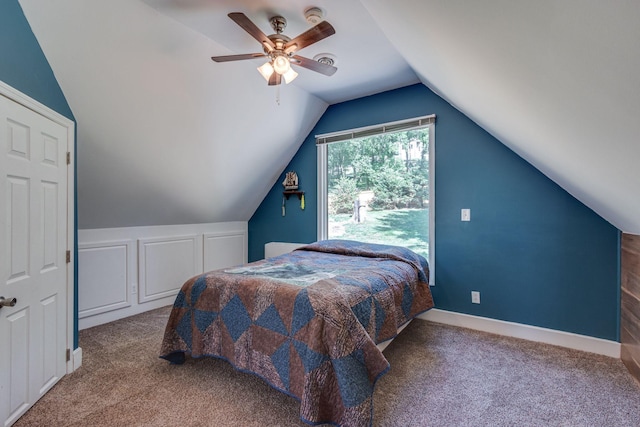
[160,240,433,426]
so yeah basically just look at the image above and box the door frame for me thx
[0,80,77,374]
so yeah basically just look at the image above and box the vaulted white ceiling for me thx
[18,0,640,233]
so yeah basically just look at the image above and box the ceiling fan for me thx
[212,12,337,86]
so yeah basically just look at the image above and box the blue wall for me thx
[0,1,74,120]
[1,1,77,346]
[249,84,621,341]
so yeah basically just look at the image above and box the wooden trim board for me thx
[621,233,640,382]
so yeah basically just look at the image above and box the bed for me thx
[160,239,434,426]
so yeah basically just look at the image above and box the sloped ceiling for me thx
[361,0,640,234]
[19,0,640,233]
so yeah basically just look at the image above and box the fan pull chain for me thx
[276,85,281,105]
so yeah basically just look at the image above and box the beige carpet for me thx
[15,306,640,426]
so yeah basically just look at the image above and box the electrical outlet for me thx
[461,208,471,221]
[471,291,480,304]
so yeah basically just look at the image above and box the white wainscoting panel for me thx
[78,222,247,329]
[138,234,202,304]
[78,240,132,318]
[204,231,246,271]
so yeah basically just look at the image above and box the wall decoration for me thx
[282,171,304,215]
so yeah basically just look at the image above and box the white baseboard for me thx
[419,309,621,358]
[67,346,82,373]
[73,347,82,372]
[78,296,175,330]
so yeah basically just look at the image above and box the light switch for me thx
[461,209,471,221]
[471,291,480,304]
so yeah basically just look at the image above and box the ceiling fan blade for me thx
[211,53,266,62]
[291,55,337,76]
[284,21,335,52]
[268,72,282,86]
[228,12,275,50]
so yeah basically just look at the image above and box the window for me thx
[317,115,435,283]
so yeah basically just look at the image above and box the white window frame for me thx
[316,115,436,285]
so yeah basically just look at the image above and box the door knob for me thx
[0,296,17,308]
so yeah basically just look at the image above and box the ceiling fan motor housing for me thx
[269,16,287,34]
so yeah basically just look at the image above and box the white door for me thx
[0,92,69,426]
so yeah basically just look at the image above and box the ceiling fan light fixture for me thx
[272,55,291,74]
[213,12,337,88]
[257,61,274,81]
[282,67,298,84]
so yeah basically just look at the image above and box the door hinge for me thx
[66,349,71,362]
[66,152,70,165]
[66,250,71,263]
